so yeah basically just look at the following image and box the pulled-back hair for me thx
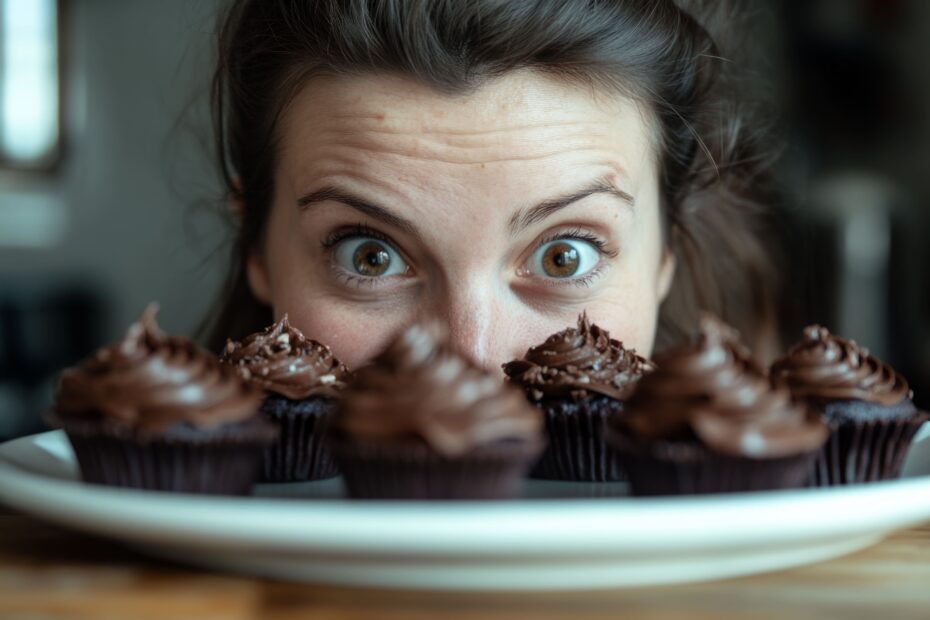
[205,0,778,353]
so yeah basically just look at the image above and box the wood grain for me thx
[1,511,929,620]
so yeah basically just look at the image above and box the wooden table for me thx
[2,506,929,620]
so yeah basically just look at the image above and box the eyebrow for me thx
[297,187,418,236]
[296,178,635,237]
[507,179,635,235]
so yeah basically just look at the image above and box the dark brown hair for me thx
[204,0,779,353]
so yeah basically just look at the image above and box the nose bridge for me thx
[431,278,499,371]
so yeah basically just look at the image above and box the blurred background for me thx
[0,0,928,439]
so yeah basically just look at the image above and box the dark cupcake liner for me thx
[810,412,930,486]
[530,397,625,482]
[260,396,339,482]
[329,438,543,500]
[609,432,820,496]
[55,416,277,495]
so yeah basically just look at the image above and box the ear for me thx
[228,195,244,225]
[657,245,676,303]
[229,178,271,303]
[246,248,272,305]
[227,178,244,224]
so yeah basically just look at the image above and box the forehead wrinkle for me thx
[308,132,614,167]
[313,115,612,144]
[285,69,648,157]
[296,151,451,234]
[323,115,604,137]
[303,149,443,207]
[298,145,638,233]
[298,107,621,165]
[298,167,422,223]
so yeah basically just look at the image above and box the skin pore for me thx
[245,70,675,373]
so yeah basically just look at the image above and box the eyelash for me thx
[320,222,389,250]
[538,228,617,259]
[319,224,616,289]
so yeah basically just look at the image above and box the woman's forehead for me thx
[278,70,654,168]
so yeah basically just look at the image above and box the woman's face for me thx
[247,70,675,373]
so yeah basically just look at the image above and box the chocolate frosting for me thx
[771,325,912,406]
[54,305,262,433]
[336,322,543,457]
[502,313,654,402]
[221,315,348,400]
[617,316,827,458]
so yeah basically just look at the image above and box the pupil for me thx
[554,250,574,267]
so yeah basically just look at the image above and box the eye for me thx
[333,237,408,278]
[527,238,602,279]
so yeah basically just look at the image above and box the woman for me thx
[205,0,777,371]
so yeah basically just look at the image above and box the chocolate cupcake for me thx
[607,316,828,496]
[222,316,347,481]
[771,326,928,485]
[503,313,652,481]
[49,305,275,495]
[330,322,544,500]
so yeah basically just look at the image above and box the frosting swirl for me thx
[616,315,827,458]
[54,305,262,432]
[221,315,348,400]
[771,325,912,406]
[502,313,654,401]
[336,322,543,457]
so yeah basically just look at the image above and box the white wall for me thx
[0,0,229,341]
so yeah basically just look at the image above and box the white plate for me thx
[2,427,930,590]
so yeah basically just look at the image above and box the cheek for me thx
[597,274,663,358]
[497,279,662,368]
[570,271,664,358]
[272,299,409,369]
[596,296,660,357]
[572,295,659,356]
[259,206,414,368]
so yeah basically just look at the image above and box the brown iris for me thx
[542,242,580,277]
[353,241,392,276]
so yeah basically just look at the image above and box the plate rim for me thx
[3,430,930,558]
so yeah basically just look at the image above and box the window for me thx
[0,0,60,170]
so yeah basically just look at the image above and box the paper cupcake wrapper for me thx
[329,438,543,500]
[609,432,819,496]
[810,412,930,486]
[530,398,625,482]
[261,398,339,482]
[57,417,276,496]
